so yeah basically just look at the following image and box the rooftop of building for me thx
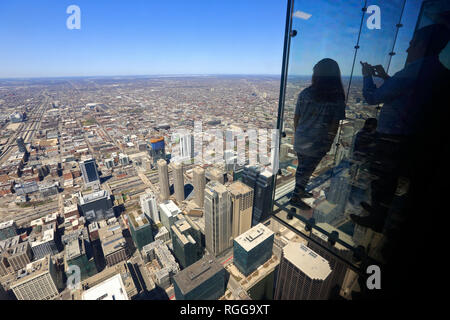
[82,274,129,300]
[234,223,274,252]
[205,180,227,194]
[79,189,109,204]
[11,255,51,286]
[128,211,150,229]
[0,235,21,253]
[227,180,253,196]
[98,222,126,256]
[283,241,332,281]
[0,220,15,230]
[65,238,82,260]
[173,255,224,295]
[159,200,181,216]
[30,229,55,247]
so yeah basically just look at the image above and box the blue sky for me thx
[0,0,423,78]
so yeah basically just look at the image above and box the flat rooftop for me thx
[159,200,181,217]
[173,256,224,295]
[0,220,15,230]
[283,241,332,281]
[227,181,253,196]
[12,256,51,286]
[82,274,129,300]
[80,190,109,204]
[234,223,274,252]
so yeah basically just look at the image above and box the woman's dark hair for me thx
[310,58,346,103]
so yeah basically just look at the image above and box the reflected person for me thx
[351,24,450,232]
[291,58,346,210]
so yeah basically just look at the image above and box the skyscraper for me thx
[127,211,154,251]
[157,159,170,201]
[159,200,181,233]
[140,192,160,223]
[193,166,206,207]
[16,137,26,153]
[172,162,185,203]
[171,217,203,269]
[150,137,166,165]
[227,181,254,238]
[180,134,194,162]
[233,223,274,276]
[173,255,226,300]
[275,242,333,300]
[204,181,232,257]
[80,158,100,187]
[242,166,274,226]
[10,255,59,300]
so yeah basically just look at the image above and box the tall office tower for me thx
[173,255,226,300]
[193,166,206,207]
[6,242,33,272]
[127,211,154,251]
[242,166,274,226]
[65,237,97,281]
[10,255,59,300]
[204,181,232,257]
[206,167,225,184]
[327,169,351,210]
[227,181,254,238]
[98,222,128,267]
[16,137,26,153]
[172,162,185,203]
[157,159,170,201]
[275,241,333,300]
[159,200,181,233]
[180,134,194,162]
[140,192,160,223]
[150,137,166,165]
[0,220,17,241]
[233,223,274,276]
[30,229,58,260]
[80,158,100,187]
[79,190,114,223]
[171,217,203,269]
[308,223,355,295]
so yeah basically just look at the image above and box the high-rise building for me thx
[150,137,166,165]
[172,162,185,203]
[242,166,274,226]
[180,134,194,162]
[80,158,100,187]
[65,237,97,281]
[127,211,154,251]
[16,137,26,153]
[193,166,206,207]
[30,229,58,260]
[206,167,225,184]
[227,181,254,238]
[159,200,181,233]
[157,159,170,201]
[0,220,17,241]
[10,255,59,300]
[171,217,203,269]
[82,273,129,300]
[275,242,332,300]
[78,190,114,223]
[140,192,160,223]
[204,181,232,257]
[6,242,33,272]
[233,223,274,276]
[173,255,226,300]
[142,240,179,288]
[308,223,355,296]
[98,222,128,267]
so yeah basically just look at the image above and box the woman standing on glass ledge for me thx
[291,58,346,210]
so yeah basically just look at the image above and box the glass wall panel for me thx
[273,0,433,268]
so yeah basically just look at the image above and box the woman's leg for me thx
[293,152,323,198]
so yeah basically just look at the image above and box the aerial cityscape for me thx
[0,0,445,304]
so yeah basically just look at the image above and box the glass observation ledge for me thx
[270,0,448,272]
